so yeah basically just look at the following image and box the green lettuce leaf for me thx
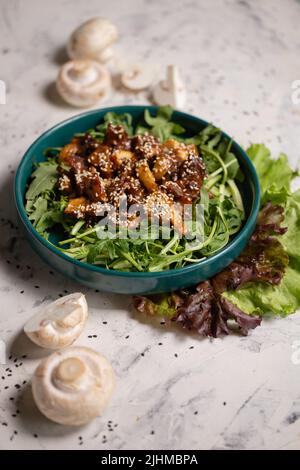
[224,147,300,317]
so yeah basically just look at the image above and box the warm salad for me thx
[25,107,245,272]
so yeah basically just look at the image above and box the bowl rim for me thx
[14,105,260,278]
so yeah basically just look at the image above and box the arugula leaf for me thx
[138,106,185,141]
[26,160,58,200]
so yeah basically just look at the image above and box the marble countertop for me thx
[1,0,300,450]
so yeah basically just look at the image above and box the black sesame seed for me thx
[194,411,198,415]
[34,285,40,289]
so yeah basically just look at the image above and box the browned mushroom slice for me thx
[58,138,82,163]
[145,191,184,235]
[87,145,114,177]
[65,197,89,219]
[75,168,107,202]
[58,174,73,195]
[103,123,130,148]
[111,149,135,169]
[131,134,160,160]
[137,161,157,193]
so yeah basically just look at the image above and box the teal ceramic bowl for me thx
[14,106,260,294]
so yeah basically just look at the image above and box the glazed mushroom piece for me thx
[56,59,111,107]
[67,17,118,63]
[32,347,115,425]
[24,293,88,349]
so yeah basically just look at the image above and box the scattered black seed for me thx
[1,376,5,380]
[88,335,92,338]
[160,321,165,325]
[64,290,68,293]
[33,434,38,438]
[5,368,9,372]
[158,342,163,346]
[4,386,9,390]
[16,410,20,414]
[125,335,130,339]
[174,353,178,358]
[49,270,54,275]
[9,355,12,360]
[95,290,100,293]
[20,290,24,294]
[189,346,194,349]
[16,264,20,269]
[78,436,83,440]
[150,430,155,435]
[9,397,14,401]
[108,428,113,432]
[2,422,8,426]
[22,355,27,359]
[22,380,27,384]
[34,285,40,289]
[14,384,20,389]
[6,260,11,264]
[59,294,63,297]
[11,414,16,418]
[223,401,227,406]
[8,374,12,377]
[93,335,97,338]
[194,411,198,415]
[14,430,18,434]
[26,265,31,270]
[141,353,145,357]
[13,358,17,363]
[102,321,107,325]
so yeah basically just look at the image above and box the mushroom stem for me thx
[54,357,86,383]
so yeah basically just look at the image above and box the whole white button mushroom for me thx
[153,65,186,109]
[32,347,115,426]
[56,59,111,107]
[67,17,118,63]
[24,293,88,349]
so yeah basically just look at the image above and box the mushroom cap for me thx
[56,60,111,107]
[32,347,115,426]
[121,64,157,91]
[24,293,88,350]
[67,17,118,63]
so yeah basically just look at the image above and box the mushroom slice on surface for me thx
[152,65,186,109]
[56,60,111,107]
[67,17,118,63]
[24,293,88,350]
[32,347,115,426]
[121,64,157,91]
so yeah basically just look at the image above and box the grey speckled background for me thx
[0,0,300,450]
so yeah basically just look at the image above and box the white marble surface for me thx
[1,0,300,450]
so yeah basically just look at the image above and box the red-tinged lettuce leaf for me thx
[134,202,287,338]
[172,283,261,337]
[173,281,214,336]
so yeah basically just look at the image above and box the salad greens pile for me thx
[25,107,245,272]
[135,144,300,336]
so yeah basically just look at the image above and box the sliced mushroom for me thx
[24,293,88,350]
[121,64,157,91]
[67,17,118,63]
[153,65,186,109]
[32,346,115,425]
[56,60,111,107]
